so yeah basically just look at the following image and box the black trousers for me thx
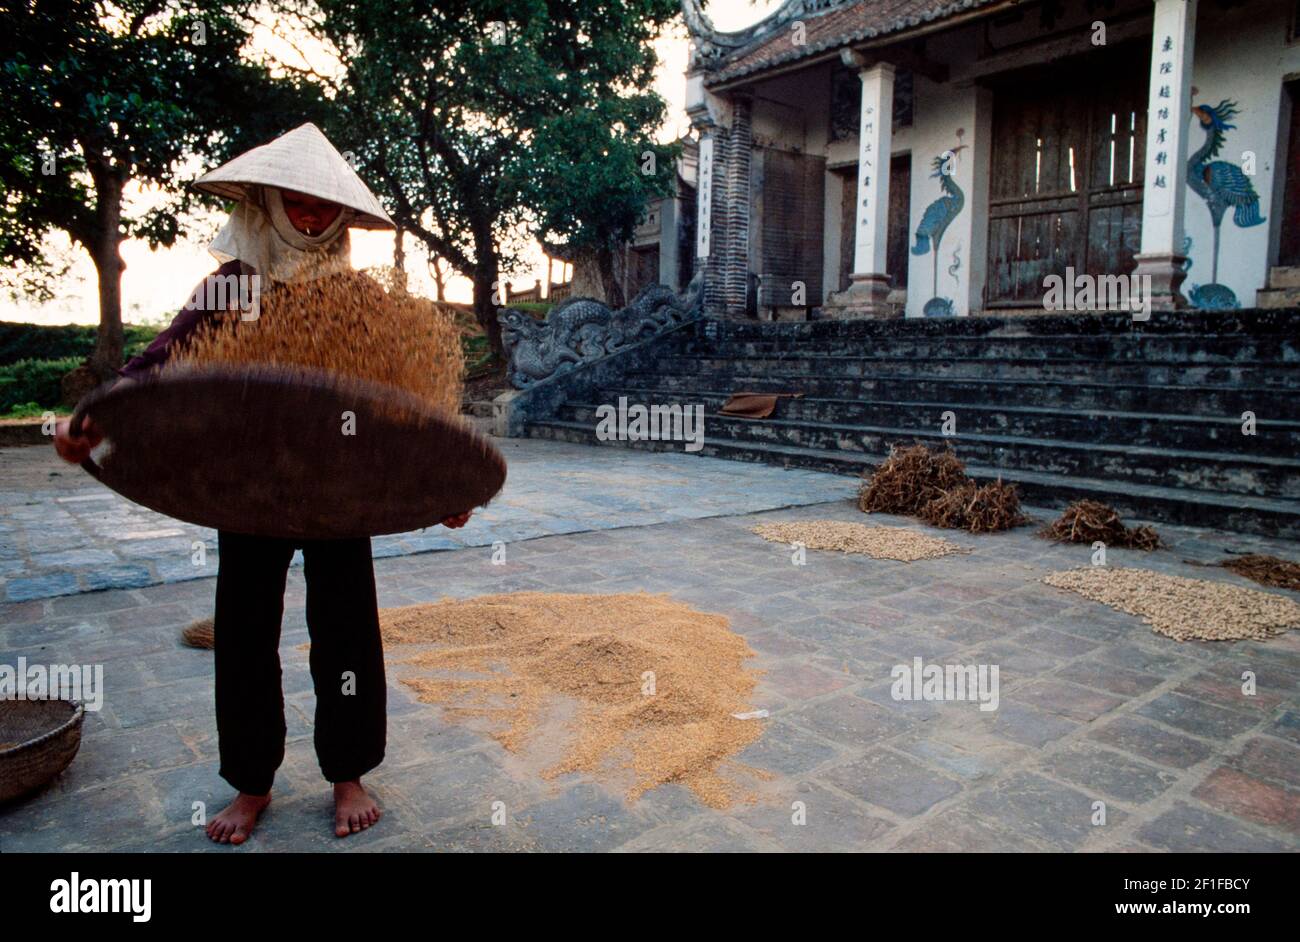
[213,531,387,795]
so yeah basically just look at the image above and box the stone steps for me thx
[556,400,1300,499]
[583,386,1300,457]
[461,398,494,419]
[706,308,1295,339]
[526,419,1300,537]
[657,353,1296,387]
[1269,266,1300,288]
[721,334,1298,362]
[619,369,1293,415]
[510,310,1300,536]
[1256,287,1300,309]
[1257,266,1300,305]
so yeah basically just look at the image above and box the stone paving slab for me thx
[1,492,1298,853]
[0,438,858,602]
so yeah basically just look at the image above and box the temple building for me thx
[681,0,1300,318]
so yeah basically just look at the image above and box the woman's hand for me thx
[441,510,472,529]
[53,416,102,465]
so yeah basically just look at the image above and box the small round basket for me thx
[0,699,85,804]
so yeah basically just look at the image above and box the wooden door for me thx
[985,43,1147,306]
[837,167,855,291]
[1279,81,1300,267]
[836,155,910,291]
[887,154,911,290]
[625,245,660,298]
[759,148,826,307]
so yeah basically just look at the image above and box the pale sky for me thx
[10,1,782,326]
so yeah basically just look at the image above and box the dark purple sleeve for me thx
[118,259,244,381]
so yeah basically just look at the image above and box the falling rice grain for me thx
[169,269,464,416]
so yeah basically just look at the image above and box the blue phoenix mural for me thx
[1185,99,1265,310]
[912,142,967,317]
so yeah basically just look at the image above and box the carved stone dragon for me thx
[499,273,704,389]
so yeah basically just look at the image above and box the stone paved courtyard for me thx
[0,439,856,602]
[1,440,1298,852]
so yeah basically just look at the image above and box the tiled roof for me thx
[705,0,1003,85]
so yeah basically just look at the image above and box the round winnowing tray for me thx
[71,364,506,540]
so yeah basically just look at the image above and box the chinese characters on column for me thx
[696,135,713,259]
[860,103,874,221]
[1150,35,1175,192]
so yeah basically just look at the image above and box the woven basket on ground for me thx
[0,699,85,804]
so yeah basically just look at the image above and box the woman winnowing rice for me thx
[53,123,470,845]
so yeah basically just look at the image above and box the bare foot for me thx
[334,779,382,837]
[206,792,271,845]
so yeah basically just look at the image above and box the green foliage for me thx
[0,356,81,412]
[462,334,495,377]
[0,1,325,302]
[523,86,679,254]
[0,321,159,367]
[288,0,679,330]
[507,302,555,318]
[3,400,67,420]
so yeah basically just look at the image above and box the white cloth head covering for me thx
[208,185,353,284]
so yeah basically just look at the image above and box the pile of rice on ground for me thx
[1043,567,1300,642]
[751,520,965,561]
[168,269,464,416]
[1039,500,1161,550]
[858,443,1028,533]
[379,592,766,808]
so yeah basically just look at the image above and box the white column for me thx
[1134,0,1197,307]
[854,62,895,278]
[826,58,898,317]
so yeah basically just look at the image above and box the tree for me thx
[428,254,449,303]
[527,105,678,308]
[283,0,679,360]
[0,0,323,383]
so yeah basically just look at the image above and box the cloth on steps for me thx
[719,391,804,419]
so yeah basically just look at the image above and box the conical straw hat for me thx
[194,123,394,229]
